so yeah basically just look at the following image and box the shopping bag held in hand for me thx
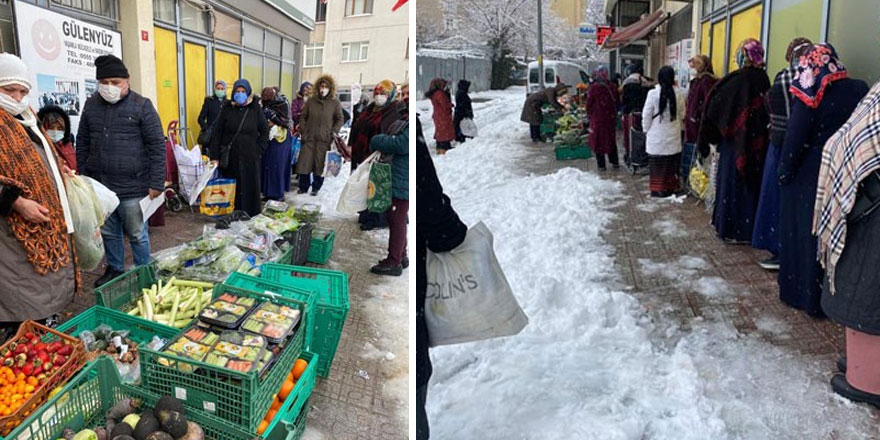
[80,175,119,221]
[336,151,379,214]
[199,178,236,217]
[460,118,478,138]
[425,222,529,346]
[64,174,105,271]
[291,134,302,166]
[324,150,343,177]
[367,157,392,213]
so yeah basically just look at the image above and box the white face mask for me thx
[375,95,388,106]
[689,68,698,76]
[0,93,29,116]
[320,87,329,97]
[47,129,64,142]
[99,84,123,104]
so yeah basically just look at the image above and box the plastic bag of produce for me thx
[80,176,119,221]
[336,151,379,214]
[460,118,478,138]
[425,221,528,347]
[64,174,105,271]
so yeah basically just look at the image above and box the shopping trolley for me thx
[165,121,211,212]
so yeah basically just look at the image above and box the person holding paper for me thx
[77,55,165,287]
[0,53,77,337]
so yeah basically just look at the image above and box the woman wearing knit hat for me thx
[349,79,407,231]
[207,78,269,216]
[197,79,228,146]
[297,74,343,196]
[290,81,312,131]
[0,53,77,337]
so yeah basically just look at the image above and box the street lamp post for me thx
[537,0,544,90]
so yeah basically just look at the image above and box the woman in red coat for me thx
[586,66,621,170]
[425,78,455,154]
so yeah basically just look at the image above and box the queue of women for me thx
[515,38,880,408]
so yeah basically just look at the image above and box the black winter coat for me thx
[76,91,165,199]
[416,117,467,388]
[198,96,226,130]
[453,80,473,120]
[822,172,880,334]
[207,98,268,217]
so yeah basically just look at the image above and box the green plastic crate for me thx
[6,357,310,440]
[306,229,335,265]
[57,305,179,346]
[555,144,593,160]
[93,263,158,311]
[139,284,308,432]
[264,351,317,440]
[224,272,317,347]
[260,263,349,377]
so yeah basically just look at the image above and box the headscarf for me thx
[593,66,610,84]
[214,79,227,89]
[233,79,252,96]
[786,38,813,64]
[735,38,765,69]
[814,82,880,294]
[656,66,677,122]
[374,79,397,105]
[425,78,447,98]
[790,43,847,109]
[689,54,714,78]
[298,81,312,97]
[261,86,278,103]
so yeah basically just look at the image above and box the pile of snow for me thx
[426,87,878,439]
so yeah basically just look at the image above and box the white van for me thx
[527,60,591,96]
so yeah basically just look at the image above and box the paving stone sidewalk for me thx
[513,137,878,414]
[65,203,407,439]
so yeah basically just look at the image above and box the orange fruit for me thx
[270,396,282,411]
[291,359,308,380]
[264,409,278,422]
[256,420,269,435]
[279,379,295,399]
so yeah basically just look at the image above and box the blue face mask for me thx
[233,92,248,105]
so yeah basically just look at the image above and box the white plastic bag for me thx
[80,176,119,221]
[64,174,105,271]
[425,222,528,346]
[460,118,478,138]
[173,143,205,201]
[335,151,379,214]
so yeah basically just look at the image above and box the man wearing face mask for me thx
[77,54,165,287]
[296,75,343,196]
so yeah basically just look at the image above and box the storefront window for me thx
[727,4,762,74]
[828,0,880,84]
[263,58,281,89]
[265,32,282,57]
[52,0,113,19]
[282,39,296,62]
[281,62,295,99]
[153,0,174,23]
[711,19,726,75]
[243,21,263,51]
[700,21,711,56]
[213,10,241,45]
[766,0,822,75]
[181,1,209,34]
[243,51,263,94]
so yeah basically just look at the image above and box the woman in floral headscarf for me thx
[697,38,770,243]
[776,44,869,318]
[586,66,620,170]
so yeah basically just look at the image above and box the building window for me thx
[243,21,264,51]
[242,51,263,95]
[345,0,373,16]
[264,58,281,89]
[181,1,210,34]
[51,0,113,19]
[829,0,880,84]
[341,41,369,62]
[213,10,241,45]
[265,31,282,57]
[282,39,297,62]
[153,0,174,23]
[304,43,323,67]
[315,0,327,22]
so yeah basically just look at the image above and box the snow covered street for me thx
[418,87,880,439]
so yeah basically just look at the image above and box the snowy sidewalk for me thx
[421,87,879,439]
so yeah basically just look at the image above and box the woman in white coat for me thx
[642,66,686,197]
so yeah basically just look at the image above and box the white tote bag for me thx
[335,151,379,214]
[460,118,478,138]
[425,222,528,346]
[80,176,119,221]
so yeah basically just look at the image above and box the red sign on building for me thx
[597,26,613,45]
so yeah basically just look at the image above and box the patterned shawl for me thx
[813,81,880,294]
[790,43,848,109]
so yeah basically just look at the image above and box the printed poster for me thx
[14,0,122,135]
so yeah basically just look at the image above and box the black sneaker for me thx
[310,190,319,196]
[831,373,880,408]
[759,256,780,271]
[95,267,124,288]
[838,357,847,374]
[402,257,409,269]
[297,189,308,195]
[370,262,402,276]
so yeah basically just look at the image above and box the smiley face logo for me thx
[31,19,61,61]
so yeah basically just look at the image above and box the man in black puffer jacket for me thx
[76,55,165,287]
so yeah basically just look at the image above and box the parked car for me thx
[526,60,590,97]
